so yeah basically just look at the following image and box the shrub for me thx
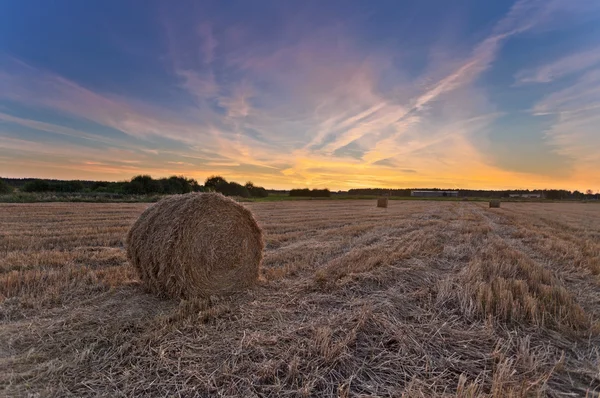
[0,178,13,194]
[160,176,200,194]
[245,182,269,198]
[289,188,311,197]
[290,188,331,197]
[204,176,228,191]
[123,175,163,194]
[54,181,84,192]
[217,182,250,198]
[23,179,52,192]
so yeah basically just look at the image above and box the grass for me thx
[1,201,600,396]
[242,194,548,203]
[0,191,162,203]
[4,191,585,203]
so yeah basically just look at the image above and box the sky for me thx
[0,0,599,191]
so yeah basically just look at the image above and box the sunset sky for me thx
[1,0,599,191]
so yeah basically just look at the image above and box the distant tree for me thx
[123,181,143,195]
[216,181,250,197]
[160,176,200,194]
[348,188,411,196]
[289,188,311,197]
[0,178,13,194]
[92,181,111,192]
[54,180,84,192]
[204,176,228,191]
[586,189,594,196]
[311,188,331,197]
[92,181,107,189]
[245,181,268,198]
[202,176,251,197]
[123,175,162,194]
[544,189,569,200]
[91,181,127,193]
[189,178,202,192]
[289,188,331,197]
[572,190,584,200]
[23,179,52,192]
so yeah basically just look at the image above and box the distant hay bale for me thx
[489,199,501,208]
[377,197,388,208]
[126,192,264,299]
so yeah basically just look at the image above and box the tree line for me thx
[1,176,597,200]
[204,176,268,198]
[347,188,599,200]
[4,175,201,195]
[0,175,269,198]
[289,188,331,197]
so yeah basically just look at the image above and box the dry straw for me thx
[377,197,389,208]
[489,199,501,208]
[126,192,264,298]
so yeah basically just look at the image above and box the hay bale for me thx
[377,197,389,208]
[489,199,501,208]
[126,192,263,298]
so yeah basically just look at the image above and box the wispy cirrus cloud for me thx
[197,22,218,65]
[532,69,600,115]
[532,68,600,168]
[0,57,204,142]
[516,47,600,84]
[0,111,119,146]
[218,81,254,118]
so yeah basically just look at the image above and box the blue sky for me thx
[1,0,599,190]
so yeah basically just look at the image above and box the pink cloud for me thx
[197,23,218,64]
[218,81,254,118]
[0,57,215,144]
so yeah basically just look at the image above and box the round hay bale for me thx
[126,192,264,298]
[377,197,389,208]
[489,199,501,208]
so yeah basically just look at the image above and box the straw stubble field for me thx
[1,200,599,397]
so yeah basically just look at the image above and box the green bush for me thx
[123,175,162,194]
[204,176,267,198]
[54,181,84,192]
[23,179,51,192]
[290,188,331,197]
[160,176,201,194]
[217,181,250,198]
[204,176,228,191]
[0,178,13,194]
[245,182,269,198]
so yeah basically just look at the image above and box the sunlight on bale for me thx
[126,193,264,298]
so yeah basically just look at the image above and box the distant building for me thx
[509,193,542,198]
[411,190,459,197]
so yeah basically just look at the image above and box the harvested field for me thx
[1,200,600,397]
